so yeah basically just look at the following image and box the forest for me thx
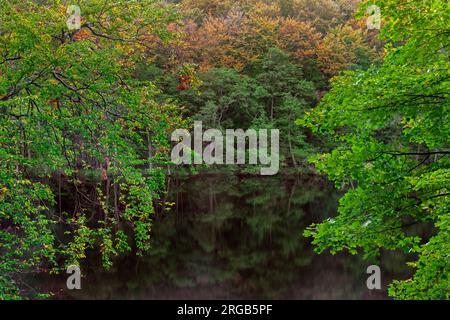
[0,0,448,300]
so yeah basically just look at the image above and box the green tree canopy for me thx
[0,0,182,298]
[300,0,449,299]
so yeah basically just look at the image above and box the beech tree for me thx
[0,0,182,298]
[301,0,449,299]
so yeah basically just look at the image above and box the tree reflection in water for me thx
[50,171,410,300]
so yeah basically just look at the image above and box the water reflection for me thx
[46,172,410,299]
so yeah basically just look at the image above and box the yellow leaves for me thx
[0,186,8,200]
[181,11,307,70]
[250,1,281,17]
[278,18,321,59]
[177,1,366,72]
[101,168,108,181]
[162,201,175,212]
[18,179,32,186]
[73,28,94,42]
[317,23,379,76]
[47,98,59,111]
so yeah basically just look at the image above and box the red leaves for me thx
[176,74,191,91]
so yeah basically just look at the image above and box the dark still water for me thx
[42,172,411,300]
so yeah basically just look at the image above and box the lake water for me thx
[41,171,411,299]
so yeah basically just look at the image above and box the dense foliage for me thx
[0,0,182,299]
[149,0,380,169]
[301,0,449,299]
[0,0,448,300]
